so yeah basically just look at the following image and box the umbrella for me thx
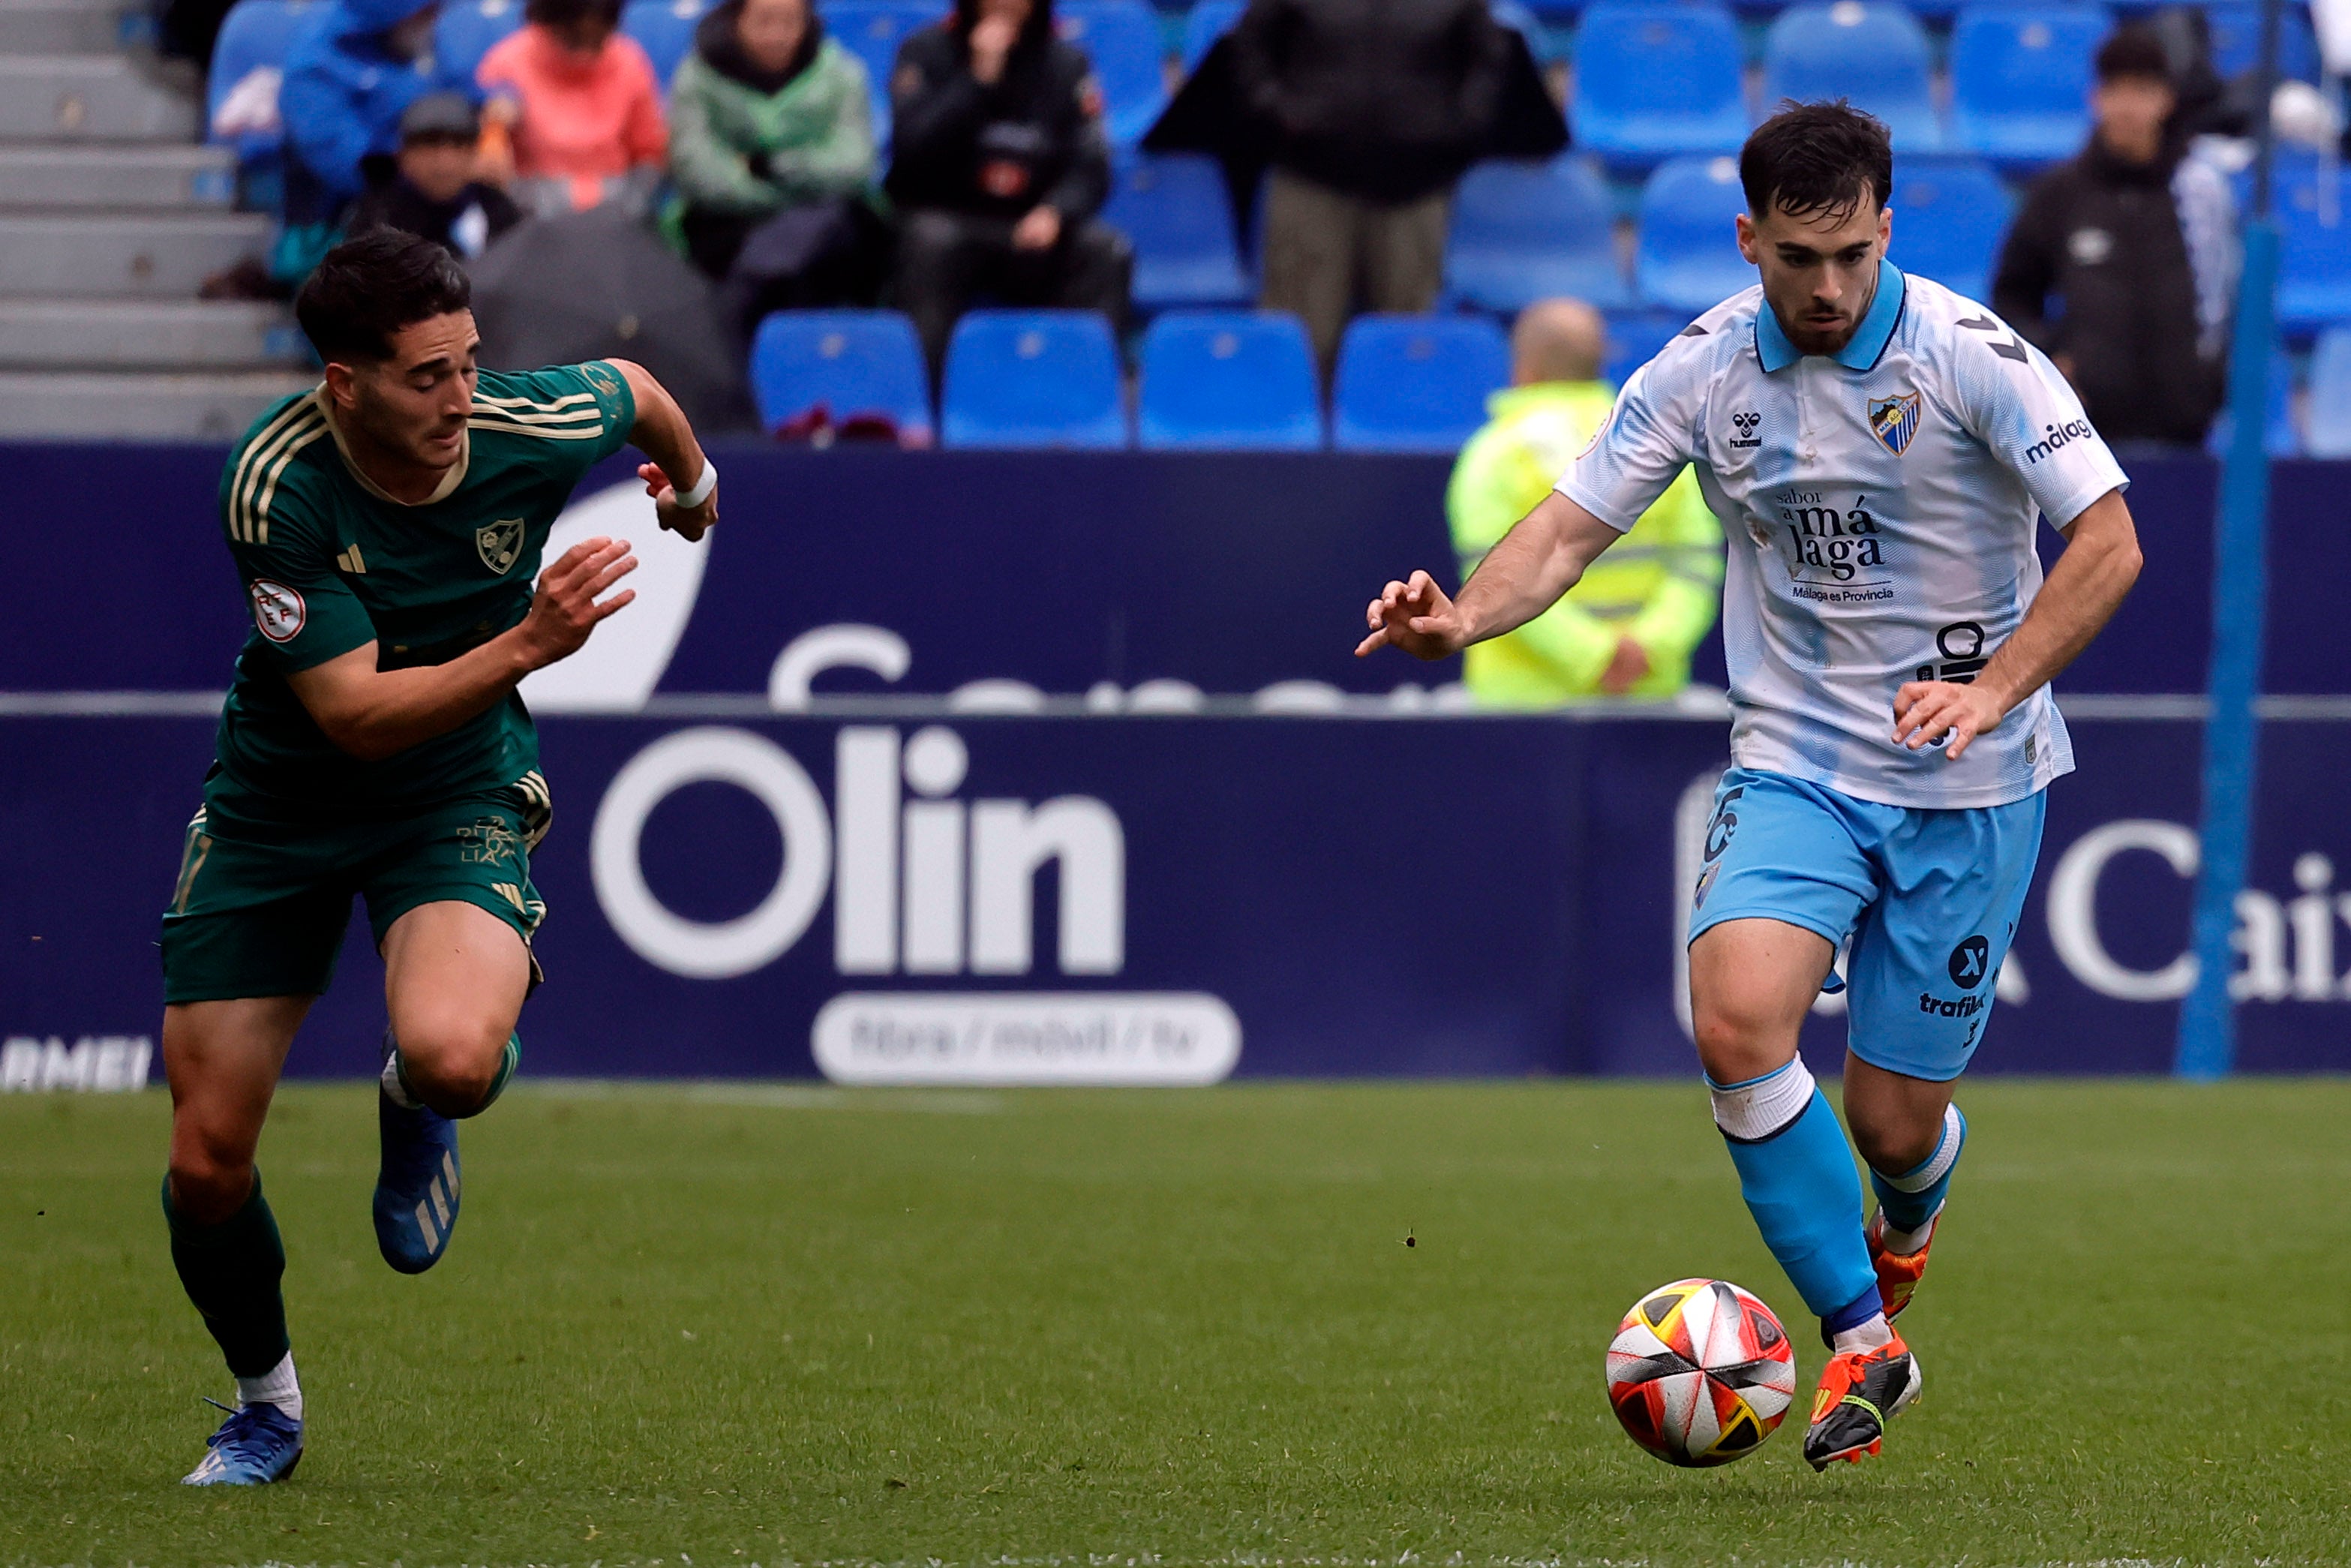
[470,207,756,433]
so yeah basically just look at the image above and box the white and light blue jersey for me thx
[1560,263,2127,810]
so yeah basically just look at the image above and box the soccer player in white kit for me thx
[1358,103,2143,1468]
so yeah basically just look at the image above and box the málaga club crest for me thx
[476,517,524,575]
[1869,392,1922,457]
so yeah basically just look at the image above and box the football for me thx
[1605,1278,1798,1466]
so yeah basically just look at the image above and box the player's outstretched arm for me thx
[610,359,719,543]
[287,537,638,761]
[1893,488,2142,758]
[1356,490,1623,661]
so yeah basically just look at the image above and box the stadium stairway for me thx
[0,0,314,439]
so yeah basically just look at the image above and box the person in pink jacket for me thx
[477,0,668,214]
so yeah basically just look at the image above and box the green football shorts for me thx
[160,770,552,1005]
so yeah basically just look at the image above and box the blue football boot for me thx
[374,1033,461,1274]
[182,1399,303,1485]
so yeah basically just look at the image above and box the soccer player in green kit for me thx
[159,231,722,1485]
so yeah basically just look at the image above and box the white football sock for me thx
[380,1047,420,1110]
[1831,1313,1894,1356]
[1880,1206,1940,1257]
[236,1350,303,1420]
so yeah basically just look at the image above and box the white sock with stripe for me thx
[380,1048,420,1110]
[236,1351,302,1421]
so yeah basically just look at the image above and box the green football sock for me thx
[162,1170,290,1379]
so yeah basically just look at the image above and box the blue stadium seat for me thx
[434,0,524,83]
[622,0,713,89]
[1103,153,1251,309]
[2208,4,2321,84]
[749,310,933,440]
[1569,3,1749,167]
[2277,161,2351,337]
[1635,155,1752,313]
[1331,314,1511,453]
[1602,308,1695,387]
[1887,155,2011,302]
[2307,327,2351,460]
[1057,0,1166,147]
[1180,0,1242,71]
[941,310,1129,448]
[1948,5,2104,170]
[824,1,938,144]
[1443,156,1629,311]
[1762,3,1941,152]
[2206,343,2299,458]
[206,0,308,174]
[1136,311,1323,449]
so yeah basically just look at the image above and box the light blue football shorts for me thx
[1686,767,2046,1083]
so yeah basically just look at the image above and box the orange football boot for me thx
[1866,1209,1939,1320]
[1803,1326,1922,1470]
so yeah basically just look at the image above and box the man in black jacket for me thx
[886,0,1132,377]
[1230,0,1509,374]
[1992,26,2238,449]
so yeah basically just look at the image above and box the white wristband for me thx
[674,455,717,509]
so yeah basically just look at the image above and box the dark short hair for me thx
[294,229,472,364]
[1740,100,1895,221]
[2095,26,2171,86]
[525,0,623,28]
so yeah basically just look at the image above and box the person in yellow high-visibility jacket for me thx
[1446,299,1725,704]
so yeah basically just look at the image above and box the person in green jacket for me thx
[667,0,877,283]
[1446,299,1725,705]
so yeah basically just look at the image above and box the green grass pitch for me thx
[5,1079,2350,1566]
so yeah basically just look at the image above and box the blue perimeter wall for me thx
[7,445,2351,1082]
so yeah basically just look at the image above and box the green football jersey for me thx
[212,362,638,816]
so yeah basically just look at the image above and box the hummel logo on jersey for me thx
[1955,314,2031,363]
[1730,410,1762,449]
[2022,419,2097,464]
[1868,392,1921,456]
[476,518,524,575]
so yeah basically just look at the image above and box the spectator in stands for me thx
[1229,0,1512,375]
[1992,26,2237,449]
[350,93,524,260]
[478,0,670,215]
[668,0,879,311]
[277,0,465,278]
[1446,300,1722,706]
[884,0,1132,377]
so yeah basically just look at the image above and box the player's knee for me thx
[1691,991,1797,1085]
[396,1018,508,1114]
[167,1146,254,1224]
[1850,1113,1938,1176]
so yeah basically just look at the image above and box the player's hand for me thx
[1599,635,1651,695]
[519,536,637,668]
[641,460,717,542]
[1893,679,2006,758]
[1355,570,1468,662]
